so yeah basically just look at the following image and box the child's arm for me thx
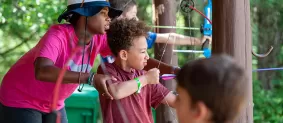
[155,33,211,46]
[161,91,177,108]
[97,65,160,100]
[107,75,149,99]
[150,84,177,109]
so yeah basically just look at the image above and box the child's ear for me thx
[119,50,128,60]
[193,102,210,121]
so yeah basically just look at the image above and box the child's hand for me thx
[145,68,160,84]
[93,74,117,100]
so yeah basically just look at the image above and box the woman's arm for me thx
[34,57,89,84]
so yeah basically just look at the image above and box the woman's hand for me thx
[93,74,117,100]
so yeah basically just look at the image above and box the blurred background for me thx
[0,0,282,122]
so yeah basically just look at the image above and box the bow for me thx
[200,0,212,58]
[159,0,213,80]
[178,0,212,58]
[181,0,274,58]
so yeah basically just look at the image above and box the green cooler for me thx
[65,85,102,123]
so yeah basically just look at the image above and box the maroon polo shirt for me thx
[97,63,170,123]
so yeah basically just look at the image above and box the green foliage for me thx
[253,80,283,122]
[0,0,67,79]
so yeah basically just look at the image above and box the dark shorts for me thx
[0,103,68,123]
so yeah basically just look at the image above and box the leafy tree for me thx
[0,0,67,78]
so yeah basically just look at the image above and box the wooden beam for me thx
[153,0,178,123]
[212,0,253,122]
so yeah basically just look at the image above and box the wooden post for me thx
[153,0,178,123]
[212,0,253,122]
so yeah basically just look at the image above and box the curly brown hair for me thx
[107,18,150,56]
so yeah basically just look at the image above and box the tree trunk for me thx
[256,4,283,90]
[212,0,253,122]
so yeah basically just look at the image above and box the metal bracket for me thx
[252,46,273,58]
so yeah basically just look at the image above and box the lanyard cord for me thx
[78,17,93,92]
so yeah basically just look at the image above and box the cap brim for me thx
[58,5,123,23]
[108,7,123,19]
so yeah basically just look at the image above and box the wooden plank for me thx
[212,0,253,122]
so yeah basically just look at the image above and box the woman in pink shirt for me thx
[0,0,122,123]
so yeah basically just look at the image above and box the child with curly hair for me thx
[97,18,177,123]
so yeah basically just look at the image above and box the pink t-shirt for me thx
[0,24,112,112]
[97,63,170,123]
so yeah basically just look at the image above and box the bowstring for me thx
[155,0,187,122]
[156,0,210,122]
[188,0,195,60]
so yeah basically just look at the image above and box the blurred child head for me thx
[176,54,248,123]
[109,0,138,20]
